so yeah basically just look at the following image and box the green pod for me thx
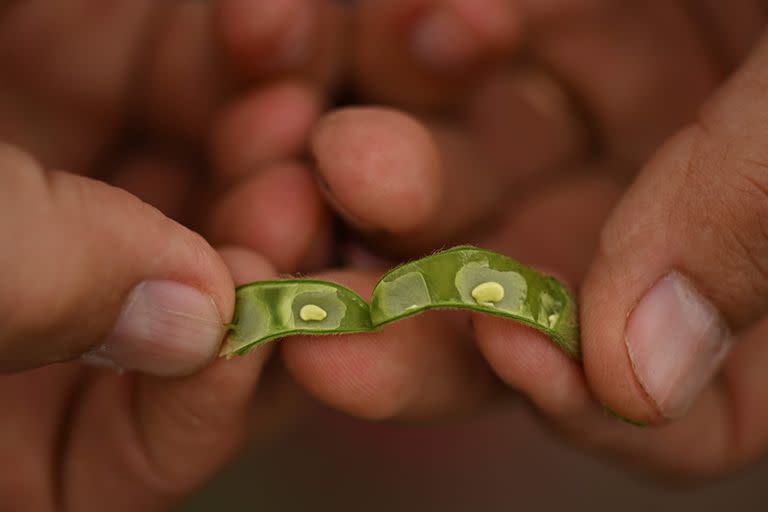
[222,280,373,357]
[369,246,580,359]
[223,246,580,360]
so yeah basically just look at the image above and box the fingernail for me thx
[626,272,732,419]
[274,4,314,68]
[411,8,479,72]
[85,281,225,376]
[311,169,376,232]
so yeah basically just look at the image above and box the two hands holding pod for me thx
[3,1,768,510]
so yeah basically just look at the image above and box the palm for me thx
[0,355,269,511]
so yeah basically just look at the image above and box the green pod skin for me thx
[222,280,372,357]
[222,246,580,360]
[370,246,580,359]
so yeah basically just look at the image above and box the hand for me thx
[0,0,343,509]
[0,232,278,510]
[216,0,768,478]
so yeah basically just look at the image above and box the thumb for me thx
[582,31,768,424]
[0,145,233,375]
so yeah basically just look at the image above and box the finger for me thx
[467,68,591,182]
[311,107,442,241]
[211,81,321,185]
[715,317,768,470]
[279,259,764,475]
[207,161,333,273]
[529,1,723,164]
[463,168,765,476]
[447,174,618,425]
[684,0,768,70]
[473,315,595,425]
[284,172,620,421]
[142,0,226,142]
[218,251,313,439]
[143,0,344,143]
[581,30,768,424]
[60,248,277,511]
[0,145,233,375]
[473,306,768,477]
[214,0,346,87]
[351,0,520,110]
[107,152,198,222]
[0,0,155,169]
[478,170,622,285]
[330,168,620,277]
[311,105,582,255]
[281,269,504,421]
[0,364,83,511]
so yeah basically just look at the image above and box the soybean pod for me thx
[223,280,372,357]
[369,246,579,358]
[222,246,580,359]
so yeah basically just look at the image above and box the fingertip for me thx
[0,150,237,374]
[177,229,236,329]
[311,107,442,234]
[215,246,279,369]
[579,246,676,426]
[577,126,736,425]
[472,313,593,420]
[209,248,279,373]
[212,82,321,183]
[88,280,227,377]
[450,0,521,50]
[585,270,732,425]
[215,0,315,76]
[208,162,332,273]
[411,0,519,73]
[351,0,520,109]
[216,246,278,285]
[280,270,405,420]
[282,331,411,421]
[0,141,39,171]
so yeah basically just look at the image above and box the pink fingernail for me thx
[411,8,478,71]
[274,4,314,68]
[625,272,732,419]
[83,281,225,376]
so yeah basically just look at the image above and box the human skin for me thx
[210,0,768,478]
[3,2,768,511]
[0,1,343,510]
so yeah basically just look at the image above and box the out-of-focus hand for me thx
[0,1,344,509]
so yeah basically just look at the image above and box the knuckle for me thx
[133,395,244,499]
[597,127,700,260]
[720,156,768,282]
[0,143,40,175]
[0,146,50,355]
[685,122,768,319]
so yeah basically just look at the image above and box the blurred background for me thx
[184,403,768,511]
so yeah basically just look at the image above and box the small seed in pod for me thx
[471,281,505,306]
[300,304,328,321]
